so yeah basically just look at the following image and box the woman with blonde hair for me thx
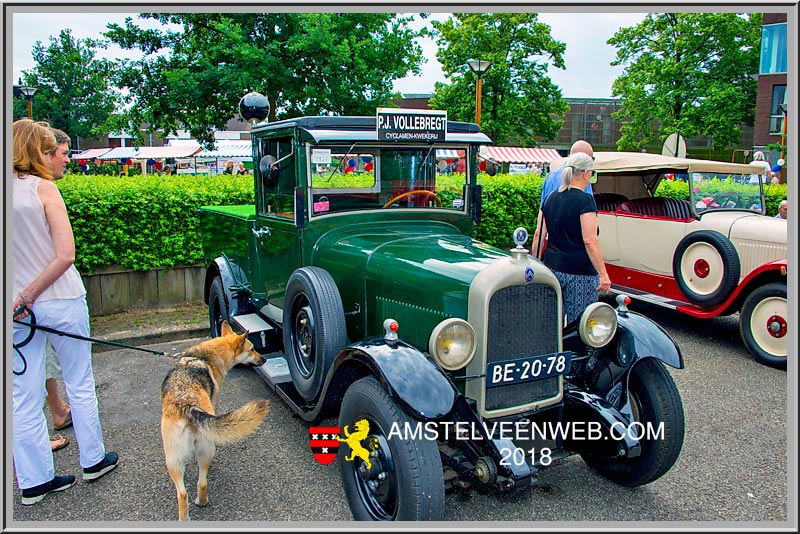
[12,119,118,505]
[538,152,612,324]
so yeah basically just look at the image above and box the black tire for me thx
[672,230,740,307]
[338,377,445,521]
[208,277,229,338]
[581,358,685,487]
[739,282,787,370]
[282,267,347,402]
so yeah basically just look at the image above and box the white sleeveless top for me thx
[13,174,86,301]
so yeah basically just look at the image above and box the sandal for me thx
[53,406,72,431]
[50,434,70,452]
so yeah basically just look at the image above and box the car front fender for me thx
[616,310,684,370]
[327,338,457,422]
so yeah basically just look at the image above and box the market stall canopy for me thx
[484,146,561,164]
[135,144,201,159]
[96,147,140,160]
[195,141,253,159]
[435,149,466,159]
[71,148,112,160]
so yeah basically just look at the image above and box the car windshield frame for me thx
[685,171,766,215]
[306,142,472,218]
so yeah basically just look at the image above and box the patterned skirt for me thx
[551,269,599,325]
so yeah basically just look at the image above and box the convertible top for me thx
[551,151,767,175]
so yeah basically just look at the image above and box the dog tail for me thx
[187,400,270,445]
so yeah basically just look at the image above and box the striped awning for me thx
[485,146,561,164]
[135,144,201,159]
[72,148,112,160]
[436,149,465,159]
[95,147,141,160]
[196,141,253,159]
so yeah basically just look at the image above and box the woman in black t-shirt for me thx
[540,152,612,325]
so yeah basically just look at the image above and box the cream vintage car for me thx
[552,151,787,370]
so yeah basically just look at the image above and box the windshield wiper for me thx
[322,142,359,183]
[415,144,436,181]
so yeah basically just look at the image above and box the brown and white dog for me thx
[160,320,270,521]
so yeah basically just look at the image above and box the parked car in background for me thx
[552,152,787,369]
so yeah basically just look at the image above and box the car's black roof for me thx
[251,115,481,134]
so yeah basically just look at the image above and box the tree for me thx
[608,13,762,152]
[17,29,118,150]
[104,13,425,146]
[428,13,569,145]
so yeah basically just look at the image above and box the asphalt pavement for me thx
[8,302,792,527]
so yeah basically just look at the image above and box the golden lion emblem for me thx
[337,418,377,469]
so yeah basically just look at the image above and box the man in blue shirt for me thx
[532,140,594,257]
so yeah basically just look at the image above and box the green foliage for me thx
[609,13,762,151]
[61,172,786,275]
[474,173,543,248]
[104,13,425,146]
[428,13,569,145]
[654,179,787,216]
[58,174,254,274]
[18,29,118,143]
[654,179,690,199]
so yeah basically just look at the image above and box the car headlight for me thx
[578,302,618,348]
[428,318,477,371]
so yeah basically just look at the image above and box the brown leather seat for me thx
[617,197,692,219]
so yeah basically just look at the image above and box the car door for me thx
[254,135,301,321]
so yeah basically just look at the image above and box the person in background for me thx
[44,128,75,452]
[748,151,772,185]
[775,199,787,220]
[223,160,235,174]
[532,140,594,258]
[12,119,118,506]
[538,152,611,325]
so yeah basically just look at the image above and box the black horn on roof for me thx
[239,92,270,125]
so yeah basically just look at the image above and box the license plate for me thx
[486,352,572,388]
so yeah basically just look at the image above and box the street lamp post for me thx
[467,60,492,126]
[18,78,37,120]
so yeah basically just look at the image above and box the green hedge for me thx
[59,172,786,274]
[59,174,254,274]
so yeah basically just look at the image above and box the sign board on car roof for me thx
[377,108,447,142]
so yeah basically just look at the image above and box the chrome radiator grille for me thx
[485,284,560,411]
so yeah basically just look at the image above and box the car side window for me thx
[258,137,295,218]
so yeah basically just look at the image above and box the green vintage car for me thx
[197,94,686,521]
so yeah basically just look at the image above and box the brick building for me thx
[753,12,788,170]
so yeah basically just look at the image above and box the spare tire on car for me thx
[672,230,740,307]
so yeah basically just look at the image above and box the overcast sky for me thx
[11,10,648,99]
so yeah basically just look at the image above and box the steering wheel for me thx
[383,189,442,208]
[710,193,741,208]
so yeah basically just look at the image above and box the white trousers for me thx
[12,296,106,489]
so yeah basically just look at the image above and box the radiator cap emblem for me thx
[524,267,534,283]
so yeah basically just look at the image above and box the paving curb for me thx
[92,326,208,353]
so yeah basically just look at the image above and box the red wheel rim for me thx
[693,259,710,278]
[767,315,787,339]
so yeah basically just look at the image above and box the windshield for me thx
[308,144,470,216]
[684,171,765,214]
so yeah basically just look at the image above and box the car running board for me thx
[609,284,691,309]
[229,313,292,387]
